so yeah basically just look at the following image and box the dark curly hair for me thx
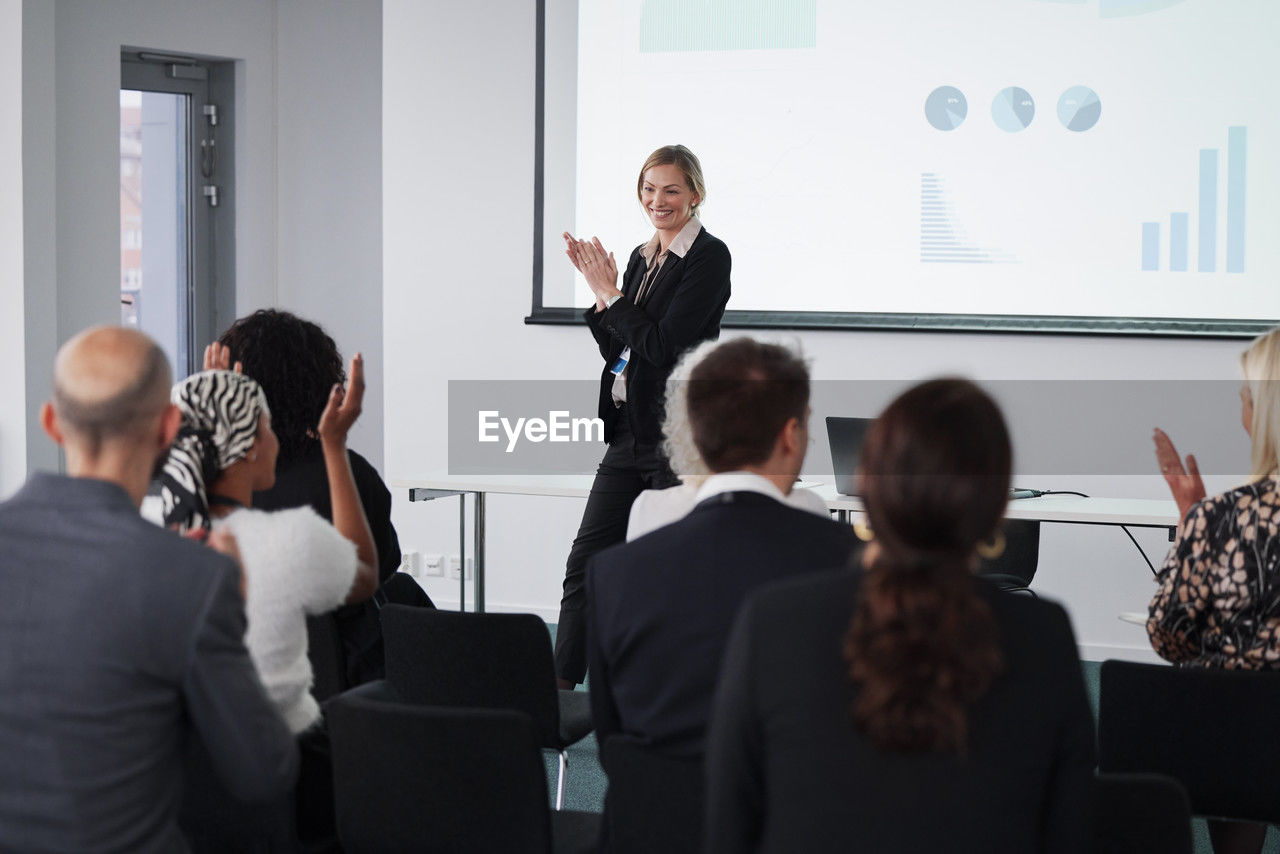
[217,309,345,468]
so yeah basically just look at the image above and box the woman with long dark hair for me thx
[705,378,1095,853]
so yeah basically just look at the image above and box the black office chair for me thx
[328,694,601,853]
[1092,773,1193,854]
[977,519,1040,596]
[599,736,702,854]
[379,605,594,809]
[1098,660,1280,825]
[306,612,349,703]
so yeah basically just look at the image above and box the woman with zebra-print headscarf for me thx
[156,350,377,850]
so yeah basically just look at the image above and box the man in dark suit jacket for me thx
[0,327,298,853]
[586,338,856,758]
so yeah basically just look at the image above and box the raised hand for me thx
[1153,427,1206,520]
[317,352,365,447]
[314,351,378,603]
[202,342,242,374]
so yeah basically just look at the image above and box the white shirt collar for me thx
[639,216,702,264]
[694,471,789,507]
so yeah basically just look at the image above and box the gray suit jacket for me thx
[0,474,298,853]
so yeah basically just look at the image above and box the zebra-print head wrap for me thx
[158,369,271,532]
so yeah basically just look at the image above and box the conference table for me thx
[391,474,1181,613]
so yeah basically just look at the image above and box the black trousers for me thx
[555,412,677,683]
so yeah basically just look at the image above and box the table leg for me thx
[474,492,486,612]
[458,494,466,612]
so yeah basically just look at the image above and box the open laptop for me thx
[827,415,1042,501]
[826,416,874,497]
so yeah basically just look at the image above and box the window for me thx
[120,52,235,377]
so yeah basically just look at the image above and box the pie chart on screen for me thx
[1057,86,1102,131]
[992,86,1035,132]
[925,86,968,131]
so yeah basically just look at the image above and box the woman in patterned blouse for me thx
[1148,326,1280,854]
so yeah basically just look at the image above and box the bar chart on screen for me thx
[1140,126,1246,274]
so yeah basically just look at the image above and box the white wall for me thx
[51,0,279,344]
[2,0,27,498]
[13,0,385,480]
[22,0,57,481]
[276,0,385,469]
[384,0,1253,661]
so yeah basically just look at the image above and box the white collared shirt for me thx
[693,471,791,507]
[627,476,828,540]
[637,215,703,267]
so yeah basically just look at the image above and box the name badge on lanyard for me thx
[611,346,631,375]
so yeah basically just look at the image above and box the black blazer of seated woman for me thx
[556,146,732,685]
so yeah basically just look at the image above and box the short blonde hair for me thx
[1241,326,1280,479]
[636,145,706,217]
[660,339,720,479]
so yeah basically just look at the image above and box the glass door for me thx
[120,54,219,378]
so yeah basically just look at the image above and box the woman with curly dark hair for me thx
[217,309,429,687]
[705,379,1095,854]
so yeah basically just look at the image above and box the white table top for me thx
[391,474,1181,528]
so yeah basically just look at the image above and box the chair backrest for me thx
[1098,660,1280,824]
[306,612,349,703]
[600,736,703,854]
[1092,773,1193,854]
[327,695,553,854]
[380,605,562,745]
[977,519,1040,590]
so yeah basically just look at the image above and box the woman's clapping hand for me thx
[202,342,242,374]
[563,232,620,309]
[1153,427,1206,520]
[317,353,365,447]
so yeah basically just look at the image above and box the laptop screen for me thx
[826,416,874,497]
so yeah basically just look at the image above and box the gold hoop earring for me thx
[853,520,874,542]
[976,530,1006,560]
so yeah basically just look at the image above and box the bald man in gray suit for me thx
[0,327,297,853]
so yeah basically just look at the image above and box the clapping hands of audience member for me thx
[563,232,620,311]
[203,342,242,374]
[317,353,364,449]
[1153,427,1206,520]
[314,352,378,603]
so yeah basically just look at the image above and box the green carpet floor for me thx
[542,626,1280,852]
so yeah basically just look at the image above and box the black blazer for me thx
[705,570,1097,854]
[583,227,731,447]
[585,491,855,757]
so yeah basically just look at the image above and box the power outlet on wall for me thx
[399,550,421,577]
[422,554,445,577]
[447,556,473,580]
